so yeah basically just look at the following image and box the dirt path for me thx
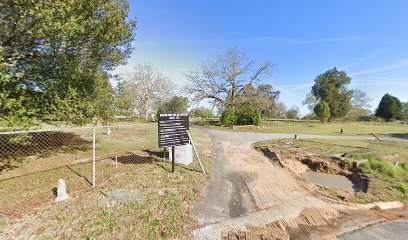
[191,128,406,239]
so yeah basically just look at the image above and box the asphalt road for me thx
[340,221,408,240]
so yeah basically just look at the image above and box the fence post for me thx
[92,126,96,187]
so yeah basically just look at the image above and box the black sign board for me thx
[158,113,189,148]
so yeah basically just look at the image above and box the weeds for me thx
[400,183,408,194]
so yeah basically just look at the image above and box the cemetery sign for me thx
[158,113,189,148]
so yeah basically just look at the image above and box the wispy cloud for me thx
[350,58,408,76]
[276,83,313,90]
[241,36,361,45]
[274,86,296,97]
[145,36,361,47]
[340,48,390,69]
[351,78,408,87]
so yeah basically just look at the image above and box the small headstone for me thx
[55,179,69,202]
[107,127,112,135]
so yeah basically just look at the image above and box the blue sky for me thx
[112,0,408,115]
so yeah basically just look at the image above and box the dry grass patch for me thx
[0,127,212,239]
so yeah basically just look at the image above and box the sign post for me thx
[172,146,175,173]
[158,114,190,173]
[158,113,205,174]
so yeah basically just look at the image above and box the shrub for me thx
[190,108,214,118]
[220,110,238,125]
[237,108,262,126]
[221,108,262,126]
[400,183,408,194]
[358,115,380,122]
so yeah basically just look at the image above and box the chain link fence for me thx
[0,124,158,219]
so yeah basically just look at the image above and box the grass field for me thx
[0,125,212,239]
[194,119,408,136]
[254,138,408,204]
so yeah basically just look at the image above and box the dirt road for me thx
[191,128,406,239]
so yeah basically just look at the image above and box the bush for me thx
[220,108,262,126]
[358,115,381,122]
[237,108,262,126]
[400,183,408,194]
[190,108,214,118]
[220,110,238,125]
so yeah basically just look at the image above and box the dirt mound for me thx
[221,207,352,240]
[300,157,350,176]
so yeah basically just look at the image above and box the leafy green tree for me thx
[314,101,331,122]
[0,0,136,128]
[401,102,408,121]
[311,68,352,121]
[190,107,214,118]
[286,106,300,119]
[91,72,115,125]
[157,96,189,116]
[375,93,402,121]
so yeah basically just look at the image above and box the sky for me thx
[112,0,408,115]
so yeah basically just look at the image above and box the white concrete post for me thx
[55,179,69,202]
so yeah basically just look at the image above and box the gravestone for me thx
[55,179,69,202]
[174,144,193,165]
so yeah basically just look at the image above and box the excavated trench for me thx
[300,156,370,193]
[260,147,369,193]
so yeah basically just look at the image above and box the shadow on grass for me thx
[116,154,153,165]
[388,133,408,140]
[0,131,92,173]
[143,149,166,158]
[154,162,202,174]
[137,150,204,174]
[66,165,92,186]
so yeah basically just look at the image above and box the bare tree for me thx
[274,102,287,118]
[185,47,274,111]
[125,64,175,121]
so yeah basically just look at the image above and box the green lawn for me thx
[254,138,408,204]
[0,125,212,239]
[195,119,408,136]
